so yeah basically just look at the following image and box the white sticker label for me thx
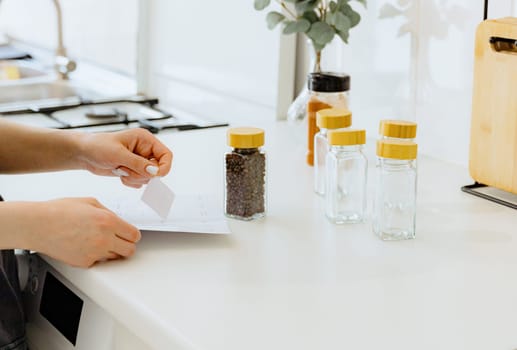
[141,177,175,220]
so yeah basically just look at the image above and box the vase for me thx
[286,40,322,123]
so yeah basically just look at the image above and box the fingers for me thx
[41,197,142,268]
[81,128,172,181]
[99,214,141,263]
[115,225,141,243]
[94,221,140,265]
[116,164,154,181]
[106,252,122,260]
[115,160,159,188]
[118,128,173,177]
[157,151,173,178]
[112,168,130,177]
[151,138,173,177]
[99,207,141,243]
[85,198,141,244]
[133,128,173,176]
[120,173,151,188]
[111,238,137,258]
[120,152,156,178]
[80,197,106,209]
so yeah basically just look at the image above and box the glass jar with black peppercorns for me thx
[225,127,266,221]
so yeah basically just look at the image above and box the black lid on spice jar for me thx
[307,72,350,92]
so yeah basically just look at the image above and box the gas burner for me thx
[0,96,228,133]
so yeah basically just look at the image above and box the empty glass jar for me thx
[325,129,367,224]
[314,108,352,196]
[373,140,418,240]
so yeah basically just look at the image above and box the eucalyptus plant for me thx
[254,0,366,71]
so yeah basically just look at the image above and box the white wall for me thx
[2,0,516,166]
[321,0,515,166]
[0,0,295,122]
[0,0,138,76]
[142,0,295,122]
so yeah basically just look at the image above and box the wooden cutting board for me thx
[470,18,517,194]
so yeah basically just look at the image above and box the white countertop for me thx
[1,122,517,350]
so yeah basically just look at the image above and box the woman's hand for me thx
[28,197,142,268]
[77,128,173,188]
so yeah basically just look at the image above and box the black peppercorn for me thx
[225,127,266,220]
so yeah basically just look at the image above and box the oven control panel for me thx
[22,255,151,350]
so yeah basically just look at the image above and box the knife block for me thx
[470,18,517,195]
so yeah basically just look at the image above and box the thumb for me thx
[121,152,159,177]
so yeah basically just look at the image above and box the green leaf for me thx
[337,28,350,44]
[339,4,361,27]
[295,0,318,15]
[329,1,338,12]
[333,11,352,32]
[355,0,367,8]
[307,21,335,46]
[266,11,286,29]
[311,39,326,52]
[302,11,319,23]
[254,0,271,11]
[325,11,336,26]
[283,19,311,34]
[347,8,361,27]
[337,0,349,10]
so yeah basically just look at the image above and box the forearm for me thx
[0,198,141,268]
[0,119,85,173]
[0,201,42,251]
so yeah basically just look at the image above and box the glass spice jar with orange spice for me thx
[306,72,350,166]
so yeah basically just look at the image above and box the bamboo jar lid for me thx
[379,120,417,139]
[328,129,366,146]
[376,140,418,160]
[227,127,265,148]
[316,108,352,129]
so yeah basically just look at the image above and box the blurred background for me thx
[0,0,515,165]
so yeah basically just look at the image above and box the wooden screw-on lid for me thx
[376,140,418,160]
[227,127,265,148]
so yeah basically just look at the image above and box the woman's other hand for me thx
[31,198,141,268]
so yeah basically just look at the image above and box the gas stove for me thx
[0,97,228,133]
